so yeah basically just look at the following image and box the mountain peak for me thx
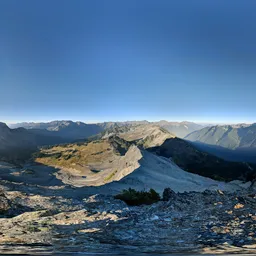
[0,122,9,130]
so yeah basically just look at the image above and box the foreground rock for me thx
[1,186,256,254]
[0,189,10,214]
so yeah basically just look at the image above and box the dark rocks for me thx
[162,188,176,201]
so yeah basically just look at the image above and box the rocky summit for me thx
[1,181,256,254]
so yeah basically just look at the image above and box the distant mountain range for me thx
[185,124,256,163]
[9,120,203,139]
[9,120,104,140]
[153,121,203,138]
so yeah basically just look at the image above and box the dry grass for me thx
[35,140,114,170]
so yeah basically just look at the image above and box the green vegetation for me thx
[27,225,41,233]
[104,170,118,181]
[114,188,161,206]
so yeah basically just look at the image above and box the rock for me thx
[217,190,224,195]
[150,215,159,221]
[2,180,256,254]
[234,203,244,209]
[162,188,176,201]
[0,189,11,214]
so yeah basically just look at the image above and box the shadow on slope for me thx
[148,138,256,182]
[1,145,236,201]
[0,161,64,187]
[190,140,256,164]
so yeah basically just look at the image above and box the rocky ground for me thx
[2,180,256,255]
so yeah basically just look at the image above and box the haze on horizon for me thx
[1,0,256,124]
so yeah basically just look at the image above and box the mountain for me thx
[185,124,256,162]
[33,135,242,192]
[117,124,175,148]
[9,120,152,142]
[10,120,104,140]
[97,120,149,130]
[10,120,202,140]
[0,122,65,163]
[154,121,203,138]
[148,137,256,181]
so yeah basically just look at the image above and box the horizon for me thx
[4,118,254,126]
[1,1,256,123]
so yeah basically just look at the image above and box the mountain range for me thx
[2,120,256,181]
[9,120,203,138]
[185,124,256,163]
[153,120,203,138]
[31,123,255,183]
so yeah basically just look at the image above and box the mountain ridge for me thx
[185,124,256,162]
[9,120,203,138]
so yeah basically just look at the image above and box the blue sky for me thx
[1,0,256,124]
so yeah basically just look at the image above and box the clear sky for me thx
[1,0,256,124]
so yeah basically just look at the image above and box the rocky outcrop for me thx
[0,189,10,214]
[1,188,256,254]
[162,187,176,201]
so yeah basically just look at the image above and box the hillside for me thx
[0,123,65,163]
[0,122,174,164]
[10,121,104,141]
[154,121,203,138]
[148,138,256,181]
[32,136,243,192]
[118,124,175,148]
[185,124,256,162]
[186,124,256,149]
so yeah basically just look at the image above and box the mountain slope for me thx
[154,121,203,138]
[148,137,256,181]
[0,123,64,163]
[185,124,256,162]
[33,136,244,193]
[10,121,104,141]
[87,124,176,148]
[118,124,175,148]
[186,124,256,148]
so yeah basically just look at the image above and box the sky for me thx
[1,0,256,124]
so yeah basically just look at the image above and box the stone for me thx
[162,188,176,201]
[150,215,159,221]
[0,189,11,214]
[217,190,224,195]
[234,203,244,209]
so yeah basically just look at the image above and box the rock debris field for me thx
[2,181,256,254]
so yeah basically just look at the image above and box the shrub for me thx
[104,170,118,182]
[114,188,161,206]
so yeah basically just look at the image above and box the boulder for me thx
[162,188,176,201]
[0,189,11,214]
